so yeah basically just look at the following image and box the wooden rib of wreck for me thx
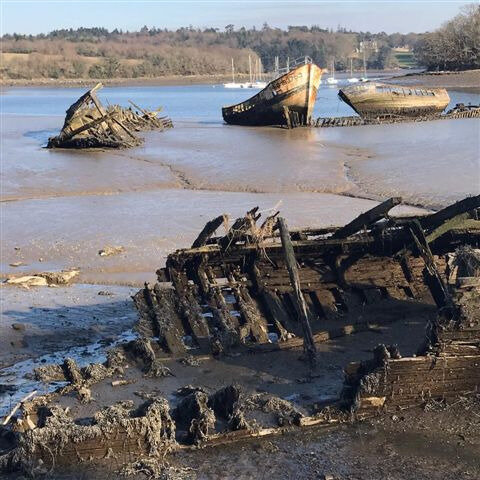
[338,82,450,118]
[222,57,323,127]
[47,83,173,149]
[134,195,480,357]
[315,103,480,128]
[343,246,480,418]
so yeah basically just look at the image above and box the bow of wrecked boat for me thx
[1,195,479,478]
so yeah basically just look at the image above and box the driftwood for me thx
[47,83,173,149]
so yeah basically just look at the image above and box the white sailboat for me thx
[250,57,267,89]
[223,58,243,88]
[326,59,338,85]
[359,50,368,82]
[347,58,359,83]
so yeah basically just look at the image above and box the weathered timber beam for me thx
[58,111,116,142]
[420,195,480,232]
[278,217,317,365]
[407,220,451,309]
[332,197,402,239]
[192,214,228,248]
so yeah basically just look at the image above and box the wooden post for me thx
[277,217,317,365]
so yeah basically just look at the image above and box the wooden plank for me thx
[278,217,317,365]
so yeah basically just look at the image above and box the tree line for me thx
[414,5,479,71]
[2,10,473,81]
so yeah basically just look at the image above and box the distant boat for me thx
[338,82,450,118]
[224,58,243,89]
[359,50,368,82]
[326,60,338,85]
[222,56,323,126]
[244,57,268,89]
[347,58,359,83]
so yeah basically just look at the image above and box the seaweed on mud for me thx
[173,391,215,444]
[1,397,176,476]
[121,458,195,480]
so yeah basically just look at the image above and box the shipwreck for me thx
[47,83,173,149]
[338,82,450,119]
[1,196,479,476]
[222,56,323,127]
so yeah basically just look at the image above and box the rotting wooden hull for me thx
[338,82,450,118]
[222,63,323,126]
[133,196,480,356]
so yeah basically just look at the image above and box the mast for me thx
[248,55,252,83]
[231,58,235,83]
[363,49,367,79]
[350,58,353,76]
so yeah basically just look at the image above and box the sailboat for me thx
[326,60,338,85]
[359,50,368,82]
[347,58,359,83]
[223,58,243,89]
[251,57,267,89]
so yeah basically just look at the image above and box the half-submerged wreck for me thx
[338,82,450,118]
[1,196,479,476]
[222,57,323,127]
[47,83,173,149]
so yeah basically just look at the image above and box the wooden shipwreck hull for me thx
[344,246,480,417]
[222,57,323,127]
[47,83,173,149]
[338,82,450,118]
[134,195,480,357]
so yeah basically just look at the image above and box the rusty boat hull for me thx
[338,82,450,118]
[222,62,323,126]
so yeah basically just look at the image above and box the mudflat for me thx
[1,84,479,480]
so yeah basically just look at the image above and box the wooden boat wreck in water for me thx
[338,82,450,118]
[222,57,323,127]
[47,83,173,149]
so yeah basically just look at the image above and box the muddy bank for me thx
[0,284,137,369]
[387,69,480,89]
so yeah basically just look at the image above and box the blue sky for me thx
[1,1,467,35]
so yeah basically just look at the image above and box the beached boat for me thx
[338,82,450,118]
[222,57,323,126]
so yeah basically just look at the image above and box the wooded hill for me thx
[1,25,420,81]
[414,5,479,71]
